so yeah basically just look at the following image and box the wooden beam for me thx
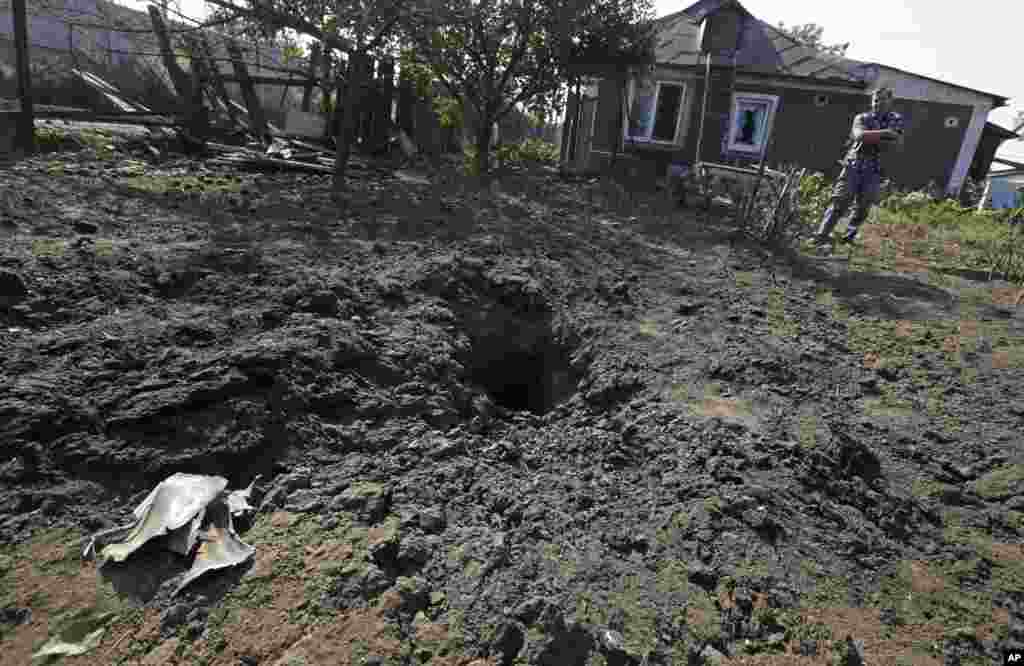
[9,114,183,127]
[147,5,192,102]
[12,0,35,154]
[197,35,241,129]
[301,43,321,112]
[3,110,184,119]
[204,74,315,87]
[227,40,268,140]
[185,37,210,147]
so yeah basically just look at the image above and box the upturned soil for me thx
[1,136,1023,666]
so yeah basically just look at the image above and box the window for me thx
[726,92,779,155]
[626,80,686,144]
[945,116,960,128]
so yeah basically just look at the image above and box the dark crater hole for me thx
[461,310,581,415]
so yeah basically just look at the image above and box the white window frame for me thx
[726,92,780,156]
[624,79,688,145]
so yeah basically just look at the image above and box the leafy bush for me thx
[463,138,559,176]
[495,138,559,166]
[796,171,832,228]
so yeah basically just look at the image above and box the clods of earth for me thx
[2,142,1024,666]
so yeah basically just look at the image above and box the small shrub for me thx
[796,171,832,229]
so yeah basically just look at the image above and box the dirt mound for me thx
[2,149,1023,665]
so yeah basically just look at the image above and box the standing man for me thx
[810,87,904,248]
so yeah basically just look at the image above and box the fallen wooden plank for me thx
[1,110,185,119]
[204,75,315,87]
[208,155,334,174]
[11,113,183,128]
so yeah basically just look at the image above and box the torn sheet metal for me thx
[173,499,256,596]
[226,475,261,518]
[83,473,258,596]
[95,474,228,563]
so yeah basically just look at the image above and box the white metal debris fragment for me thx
[32,627,106,660]
[82,473,258,596]
[173,499,255,596]
[30,610,116,661]
[226,475,261,518]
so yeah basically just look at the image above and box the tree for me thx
[776,21,849,57]
[400,0,654,181]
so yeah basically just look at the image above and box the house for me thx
[984,168,1024,210]
[561,0,1009,197]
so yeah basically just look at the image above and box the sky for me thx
[111,0,1023,164]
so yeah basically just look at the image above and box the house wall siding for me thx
[578,64,983,193]
[883,98,972,191]
[728,83,865,175]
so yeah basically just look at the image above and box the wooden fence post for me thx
[12,0,35,154]
[226,40,268,141]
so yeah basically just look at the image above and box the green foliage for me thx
[401,0,654,176]
[776,610,833,643]
[462,144,482,177]
[495,138,559,166]
[397,49,435,99]
[775,21,849,55]
[34,127,70,151]
[433,96,464,129]
[282,43,305,62]
[796,172,832,229]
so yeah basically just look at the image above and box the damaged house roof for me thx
[653,0,1008,104]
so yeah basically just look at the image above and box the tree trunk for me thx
[334,50,369,193]
[475,117,493,186]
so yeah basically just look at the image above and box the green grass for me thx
[868,560,992,628]
[970,464,1024,500]
[637,319,661,338]
[797,176,1024,285]
[119,174,242,195]
[32,238,66,258]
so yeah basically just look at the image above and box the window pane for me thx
[733,105,766,146]
[652,84,684,142]
[628,80,657,139]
